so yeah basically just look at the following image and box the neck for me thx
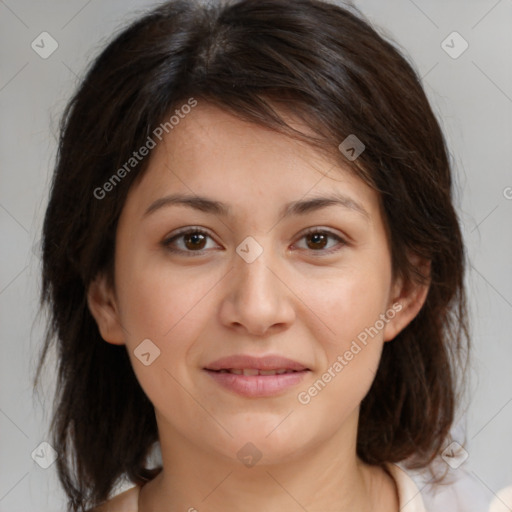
[138,410,395,512]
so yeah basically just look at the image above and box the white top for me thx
[385,463,427,511]
[390,462,497,512]
[94,462,496,511]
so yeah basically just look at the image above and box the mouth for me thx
[202,355,311,397]
[207,368,305,376]
[204,354,310,373]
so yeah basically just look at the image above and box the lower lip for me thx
[204,369,309,397]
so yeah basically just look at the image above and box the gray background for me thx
[1,0,511,510]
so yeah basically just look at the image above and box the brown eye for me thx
[306,232,329,250]
[294,228,347,255]
[162,228,218,255]
[183,232,207,250]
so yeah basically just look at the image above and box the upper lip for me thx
[204,354,310,372]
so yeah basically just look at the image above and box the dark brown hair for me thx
[33,0,470,510]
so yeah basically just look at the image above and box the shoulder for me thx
[87,484,141,512]
[385,463,427,512]
[386,461,495,512]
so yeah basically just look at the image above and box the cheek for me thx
[289,285,388,456]
[115,261,219,406]
[305,265,392,348]
[116,252,218,343]
[296,265,391,402]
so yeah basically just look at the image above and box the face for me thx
[89,102,424,466]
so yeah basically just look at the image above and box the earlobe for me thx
[383,257,431,342]
[86,273,125,345]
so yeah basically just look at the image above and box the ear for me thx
[383,253,431,342]
[87,273,125,345]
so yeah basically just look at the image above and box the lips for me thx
[203,354,311,398]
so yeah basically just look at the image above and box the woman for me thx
[34,0,472,510]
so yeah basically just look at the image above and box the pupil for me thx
[186,233,205,250]
[308,233,326,250]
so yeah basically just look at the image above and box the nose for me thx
[218,245,296,337]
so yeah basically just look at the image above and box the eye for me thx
[161,227,220,255]
[161,226,347,257]
[293,228,347,255]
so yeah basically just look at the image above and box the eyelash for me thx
[161,226,347,257]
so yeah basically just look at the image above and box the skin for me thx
[88,102,430,512]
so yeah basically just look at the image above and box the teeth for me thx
[242,368,259,376]
[216,368,298,375]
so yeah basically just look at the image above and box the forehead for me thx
[125,102,380,222]
[157,102,333,178]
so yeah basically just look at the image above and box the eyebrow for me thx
[143,191,370,221]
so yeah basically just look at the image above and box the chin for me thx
[217,424,316,466]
